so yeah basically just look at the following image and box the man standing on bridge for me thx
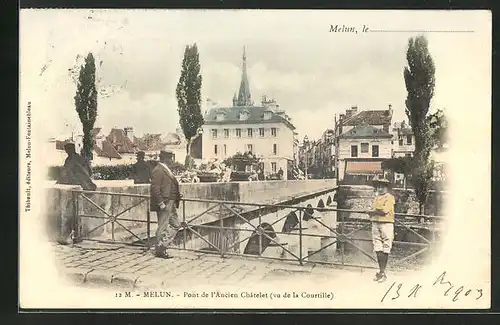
[150,150,182,258]
[57,142,96,191]
[132,151,151,184]
[367,178,395,283]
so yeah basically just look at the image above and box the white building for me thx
[201,48,296,179]
[334,105,393,182]
[391,121,415,158]
[337,125,393,182]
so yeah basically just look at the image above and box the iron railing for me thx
[70,188,443,269]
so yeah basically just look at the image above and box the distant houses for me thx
[45,126,202,167]
[296,103,447,187]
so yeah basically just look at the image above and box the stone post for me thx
[302,214,323,262]
[281,229,308,263]
[319,201,338,262]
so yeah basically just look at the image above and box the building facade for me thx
[334,105,393,182]
[391,121,415,158]
[201,48,296,179]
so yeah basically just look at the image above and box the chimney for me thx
[124,127,134,142]
[388,104,393,115]
[351,106,358,116]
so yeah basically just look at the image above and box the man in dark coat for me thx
[132,151,151,184]
[278,167,284,180]
[150,150,182,258]
[57,143,97,191]
[56,142,96,245]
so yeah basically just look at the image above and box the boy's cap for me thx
[373,178,391,186]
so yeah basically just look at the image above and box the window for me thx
[214,144,218,155]
[361,143,369,153]
[351,145,358,157]
[398,137,403,146]
[247,144,253,153]
[236,128,241,138]
[224,144,227,156]
[240,112,249,121]
[247,128,253,137]
[407,135,413,145]
[245,165,252,172]
[224,129,229,138]
[271,128,277,137]
[259,128,265,137]
[212,129,218,139]
[273,144,278,155]
[372,145,379,157]
[405,153,412,158]
[271,162,277,173]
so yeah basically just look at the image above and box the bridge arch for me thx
[243,222,277,255]
[317,199,325,208]
[281,211,299,233]
[326,195,332,206]
[303,204,314,221]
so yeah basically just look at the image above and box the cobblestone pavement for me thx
[54,241,410,290]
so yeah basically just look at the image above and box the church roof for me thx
[204,106,295,130]
[339,125,392,139]
[236,46,252,107]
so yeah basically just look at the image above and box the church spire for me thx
[236,46,252,107]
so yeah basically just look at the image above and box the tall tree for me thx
[403,36,436,213]
[74,53,98,162]
[176,44,204,168]
[427,109,448,149]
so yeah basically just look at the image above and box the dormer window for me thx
[239,110,250,121]
[216,113,225,121]
[263,111,272,120]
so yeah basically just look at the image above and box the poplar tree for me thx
[403,36,436,214]
[74,53,98,162]
[176,44,204,168]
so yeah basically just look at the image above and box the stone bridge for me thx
[45,179,338,261]
[45,179,441,269]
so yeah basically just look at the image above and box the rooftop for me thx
[343,109,392,126]
[339,125,393,139]
[204,106,296,130]
[107,128,137,154]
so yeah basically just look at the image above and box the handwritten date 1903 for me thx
[381,271,484,303]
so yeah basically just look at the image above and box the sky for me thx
[20,9,490,141]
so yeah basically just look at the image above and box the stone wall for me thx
[45,179,338,243]
[238,179,335,205]
[336,185,446,218]
[333,185,445,266]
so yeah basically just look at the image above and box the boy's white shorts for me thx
[372,222,394,253]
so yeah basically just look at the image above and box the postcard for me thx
[19,9,491,309]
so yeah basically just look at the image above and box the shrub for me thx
[92,165,133,180]
[47,160,187,181]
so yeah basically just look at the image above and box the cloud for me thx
[21,9,489,143]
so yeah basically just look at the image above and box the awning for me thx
[345,161,383,174]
